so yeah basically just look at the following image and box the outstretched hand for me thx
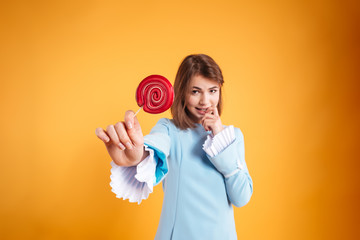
[95,110,148,166]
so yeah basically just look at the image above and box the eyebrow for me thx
[192,86,219,90]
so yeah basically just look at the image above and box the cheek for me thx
[210,94,220,105]
[186,95,197,106]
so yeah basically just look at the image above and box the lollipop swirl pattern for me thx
[136,75,174,114]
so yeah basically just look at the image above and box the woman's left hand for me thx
[201,106,224,136]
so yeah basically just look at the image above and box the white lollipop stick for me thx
[134,106,143,117]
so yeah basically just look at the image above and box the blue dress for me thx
[143,118,253,240]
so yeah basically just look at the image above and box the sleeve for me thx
[109,145,156,204]
[109,118,171,204]
[203,126,253,207]
[143,118,171,185]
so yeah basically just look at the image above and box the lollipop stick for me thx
[134,106,143,117]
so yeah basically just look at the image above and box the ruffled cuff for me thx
[109,145,156,204]
[202,125,236,157]
[202,126,244,178]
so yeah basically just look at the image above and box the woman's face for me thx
[185,74,220,123]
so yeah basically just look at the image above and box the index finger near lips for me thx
[206,106,218,116]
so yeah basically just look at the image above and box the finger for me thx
[202,113,216,122]
[95,128,110,143]
[202,120,208,131]
[132,112,142,131]
[106,124,124,150]
[201,115,210,126]
[205,106,214,114]
[202,118,213,131]
[212,106,219,116]
[203,112,215,118]
[124,110,135,129]
[206,106,218,116]
[114,121,132,150]
[124,110,143,147]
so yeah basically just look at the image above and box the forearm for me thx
[225,170,253,207]
[204,126,253,207]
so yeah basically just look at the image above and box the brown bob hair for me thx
[171,54,224,129]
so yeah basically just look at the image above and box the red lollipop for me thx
[134,75,174,115]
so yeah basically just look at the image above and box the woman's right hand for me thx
[95,110,148,166]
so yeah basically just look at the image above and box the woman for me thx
[96,54,253,240]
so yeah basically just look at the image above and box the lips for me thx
[195,107,208,115]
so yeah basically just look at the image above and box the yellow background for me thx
[1,0,359,239]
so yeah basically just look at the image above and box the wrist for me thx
[212,125,224,136]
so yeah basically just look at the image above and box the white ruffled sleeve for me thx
[202,125,244,177]
[109,145,156,204]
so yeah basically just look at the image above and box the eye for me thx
[192,90,200,94]
[210,89,217,94]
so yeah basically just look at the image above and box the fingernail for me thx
[118,143,125,150]
[105,137,110,143]
[125,142,133,149]
[127,121,132,129]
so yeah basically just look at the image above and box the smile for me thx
[195,107,208,114]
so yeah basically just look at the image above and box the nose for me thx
[199,93,209,105]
